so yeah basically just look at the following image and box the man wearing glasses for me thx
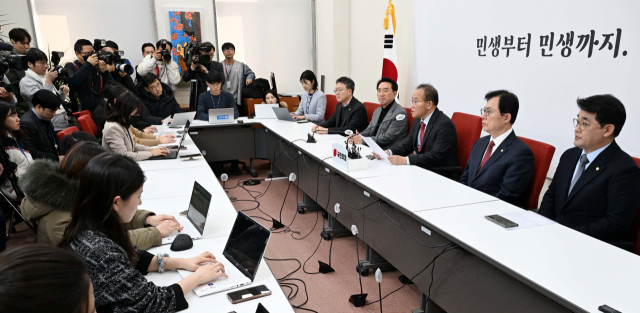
[64,39,113,113]
[373,84,458,173]
[538,95,640,247]
[311,77,368,135]
[459,90,534,207]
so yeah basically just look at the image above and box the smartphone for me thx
[297,120,310,124]
[485,214,518,228]
[227,285,271,304]
[179,154,202,159]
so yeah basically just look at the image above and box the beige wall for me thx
[317,0,413,105]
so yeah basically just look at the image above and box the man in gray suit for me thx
[220,42,255,108]
[349,77,408,150]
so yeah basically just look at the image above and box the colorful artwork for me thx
[168,11,202,73]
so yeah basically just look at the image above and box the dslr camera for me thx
[184,41,212,69]
[50,51,74,83]
[0,41,28,91]
[158,39,172,62]
[112,50,133,75]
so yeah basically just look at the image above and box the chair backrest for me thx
[631,157,640,255]
[78,115,98,136]
[405,108,415,135]
[72,110,91,120]
[363,102,380,124]
[519,137,556,210]
[57,126,80,141]
[325,94,338,120]
[451,112,483,169]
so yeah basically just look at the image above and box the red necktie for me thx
[155,65,160,75]
[479,140,495,170]
[418,122,426,152]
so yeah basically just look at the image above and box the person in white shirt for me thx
[136,40,181,88]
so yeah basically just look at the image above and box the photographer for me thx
[136,39,180,88]
[101,40,136,92]
[3,28,31,102]
[19,48,71,131]
[64,39,113,113]
[181,41,224,106]
[136,74,181,125]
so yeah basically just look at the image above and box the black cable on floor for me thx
[263,257,319,313]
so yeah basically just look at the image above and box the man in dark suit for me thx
[538,95,640,244]
[374,84,458,171]
[20,90,61,161]
[459,90,534,207]
[311,77,368,135]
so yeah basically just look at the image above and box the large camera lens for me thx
[115,63,133,75]
[199,54,211,64]
[160,50,171,62]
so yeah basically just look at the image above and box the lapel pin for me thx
[501,149,504,152]
[596,167,600,171]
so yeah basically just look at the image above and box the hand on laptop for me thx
[194,262,227,284]
[144,126,158,134]
[182,251,223,272]
[151,147,170,156]
[146,213,179,226]
[156,220,184,237]
[158,135,176,144]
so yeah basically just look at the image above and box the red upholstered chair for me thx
[363,102,380,124]
[405,108,415,134]
[324,94,338,121]
[72,110,91,120]
[57,126,79,141]
[431,112,482,180]
[78,115,98,136]
[631,157,640,255]
[519,137,556,210]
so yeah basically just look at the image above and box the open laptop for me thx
[170,112,196,128]
[148,121,190,160]
[178,211,271,296]
[162,181,211,244]
[157,116,171,136]
[209,108,235,124]
[272,107,294,121]
[254,104,278,119]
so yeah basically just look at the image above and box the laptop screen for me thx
[223,212,271,281]
[186,181,211,235]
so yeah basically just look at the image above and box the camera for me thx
[97,51,114,65]
[112,51,133,74]
[158,39,172,62]
[184,41,212,69]
[0,40,28,77]
[50,51,74,83]
[93,39,106,51]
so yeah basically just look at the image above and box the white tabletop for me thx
[142,167,225,200]
[357,168,498,213]
[415,202,640,313]
[146,236,294,313]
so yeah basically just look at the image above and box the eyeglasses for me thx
[410,100,426,105]
[480,108,494,116]
[35,60,48,65]
[334,88,346,93]
[149,84,162,90]
[573,118,589,131]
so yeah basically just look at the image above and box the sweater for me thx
[102,121,152,161]
[130,126,161,146]
[196,91,239,121]
[69,230,188,312]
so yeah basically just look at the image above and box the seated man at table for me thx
[459,90,534,207]
[538,95,640,245]
[348,77,408,150]
[311,77,368,135]
[196,71,239,121]
[374,84,458,173]
[137,74,182,125]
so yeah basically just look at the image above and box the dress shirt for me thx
[571,141,612,180]
[388,110,434,165]
[482,127,513,157]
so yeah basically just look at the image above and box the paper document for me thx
[500,211,557,231]
[361,136,387,160]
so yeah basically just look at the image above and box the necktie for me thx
[418,122,426,152]
[478,140,495,171]
[568,154,589,195]
[155,65,159,75]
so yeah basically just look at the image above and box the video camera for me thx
[0,41,28,92]
[158,39,172,62]
[50,51,74,83]
[184,40,212,69]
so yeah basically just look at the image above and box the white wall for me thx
[0,0,36,47]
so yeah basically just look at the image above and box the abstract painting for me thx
[168,10,202,73]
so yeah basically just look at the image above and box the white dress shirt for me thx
[571,141,612,180]
[388,110,434,165]
[482,127,513,158]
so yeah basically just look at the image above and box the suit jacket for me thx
[538,141,640,242]
[317,97,368,134]
[19,109,60,162]
[359,101,408,150]
[101,122,152,161]
[196,91,239,121]
[294,90,327,123]
[459,131,534,207]
[390,107,458,170]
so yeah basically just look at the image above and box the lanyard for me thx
[224,61,234,79]
[125,127,134,148]
[31,109,58,148]
[306,92,314,114]
[13,139,29,162]
[210,93,221,109]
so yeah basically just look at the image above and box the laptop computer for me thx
[157,116,171,136]
[209,108,235,124]
[170,112,196,128]
[162,181,211,244]
[272,107,294,121]
[178,211,271,296]
[148,121,190,160]
[254,104,278,119]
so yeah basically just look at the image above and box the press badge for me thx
[227,81,230,88]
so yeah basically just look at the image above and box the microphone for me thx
[221,173,228,189]
[0,41,13,52]
[289,173,296,182]
[349,224,368,307]
[307,129,318,143]
[376,268,383,313]
[319,202,341,274]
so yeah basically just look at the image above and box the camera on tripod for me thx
[50,51,74,83]
[184,41,212,69]
[158,39,172,62]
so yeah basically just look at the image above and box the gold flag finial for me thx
[383,0,397,34]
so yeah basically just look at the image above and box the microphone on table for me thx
[376,268,383,313]
[307,129,318,143]
[272,173,297,230]
[349,224,368,307]
[221,173,228,190]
